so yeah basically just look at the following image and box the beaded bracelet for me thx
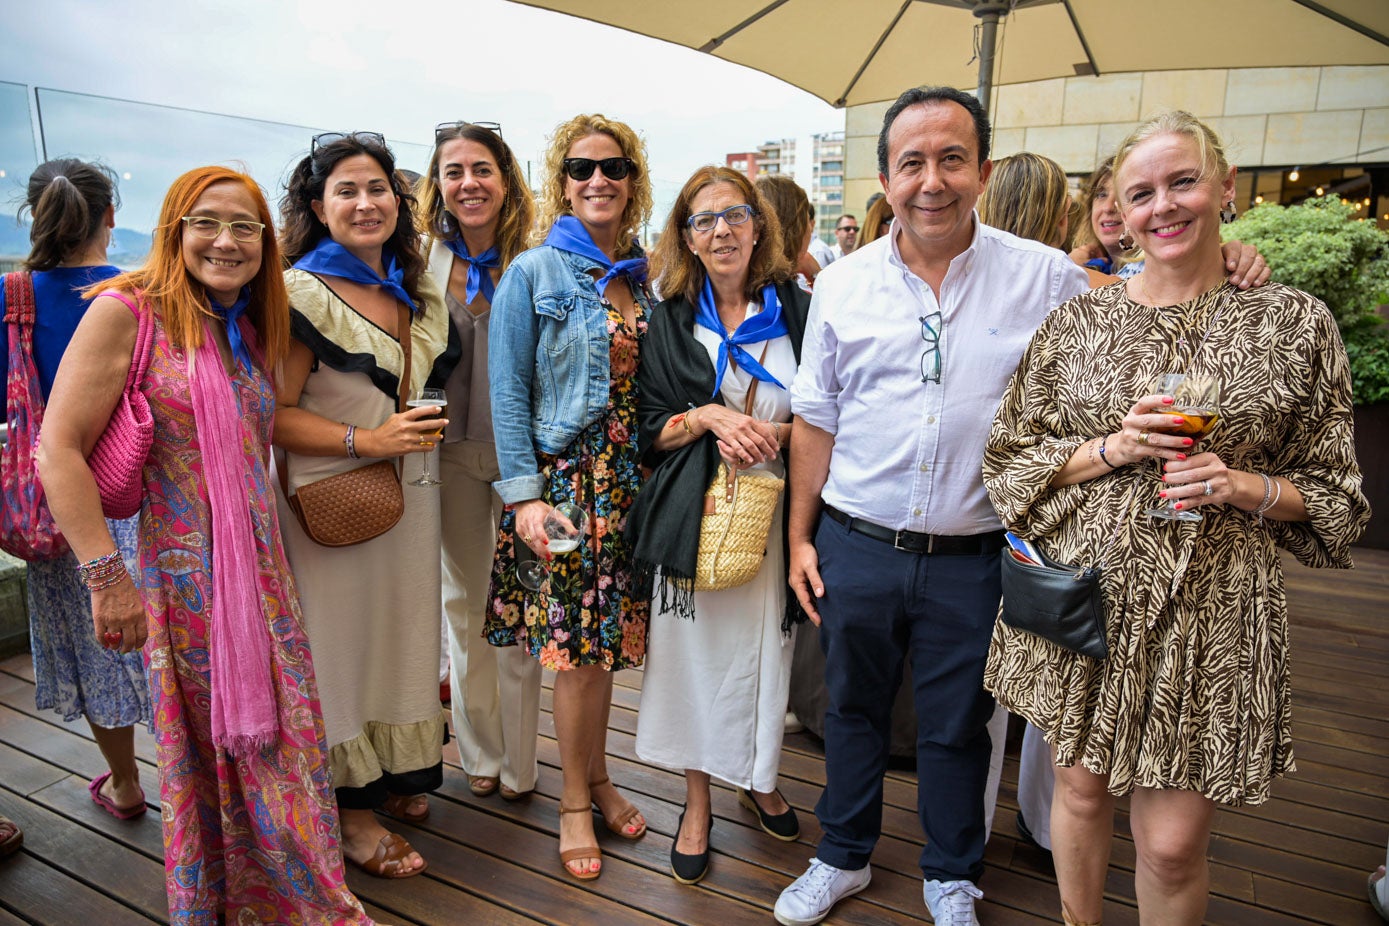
[77,550,127,591]
[344,424,359,459]
[1097,434,1120,469]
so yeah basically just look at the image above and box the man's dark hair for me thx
[876,86,991,176]
[835,214,857,228]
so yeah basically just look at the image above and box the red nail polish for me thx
[1161,475,1168,482]
[1159,491,1168,499]
[1162,397,1174,404]
[1183,438,1194,446]
[1173,502,1183,510]
[1176,453,1187,461]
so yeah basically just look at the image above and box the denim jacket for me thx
[488,243,652,504]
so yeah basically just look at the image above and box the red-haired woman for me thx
[37,166,371,924]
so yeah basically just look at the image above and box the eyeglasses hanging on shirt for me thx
[920,312,942,385]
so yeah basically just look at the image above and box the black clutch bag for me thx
[1000,548,1108,661]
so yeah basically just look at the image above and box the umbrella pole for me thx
[973,1,1009,116]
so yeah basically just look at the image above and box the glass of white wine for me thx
[1145,371,1221,522]
[408,387,447,487]
[516,502,589,592]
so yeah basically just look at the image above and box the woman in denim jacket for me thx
[485,113,655,881]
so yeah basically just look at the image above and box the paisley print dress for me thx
[135,307,369,924]
[982,282,1368,806]
[486,302,649,671]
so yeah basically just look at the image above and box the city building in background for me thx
[725,150,760,182]
[841,65,1389,231]
[756,137,796,176]
[810,130,845,243]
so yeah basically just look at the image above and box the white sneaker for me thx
[923,879,982,925]
[784,710,805,734]
[774,858,871,926]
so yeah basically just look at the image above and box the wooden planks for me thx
[0,545,1383,924]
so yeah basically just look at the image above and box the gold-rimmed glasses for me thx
[180,216,265,242]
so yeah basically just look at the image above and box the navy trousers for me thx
[812,512,999,882]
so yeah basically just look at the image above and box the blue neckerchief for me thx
[443,237,499,305]
[1084,256,1114,275]
[693,278,788,396]
[542,215,647,300]
[292,238,419,313]
[209,287,254,374]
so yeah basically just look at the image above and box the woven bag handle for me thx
[4,271,36,325]
[97,290,155,394]
[723,341,773,503]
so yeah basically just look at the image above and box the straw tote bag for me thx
[693,348,784,591]
[282,304,410,547]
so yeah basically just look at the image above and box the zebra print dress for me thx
[982,281,1368,807]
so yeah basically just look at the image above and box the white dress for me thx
[635,305,798,792]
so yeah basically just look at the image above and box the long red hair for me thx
[88,166,290,366]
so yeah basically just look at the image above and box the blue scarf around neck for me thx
[292,237,418,313]
[209,286,254,374]
[542,215,647,300]
[443,237,499,305]
[693,277,787,396]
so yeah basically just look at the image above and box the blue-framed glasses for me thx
[920,312,942,384]
[687,204,755,233]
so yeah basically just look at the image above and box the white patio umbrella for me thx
[505,0,1389,113]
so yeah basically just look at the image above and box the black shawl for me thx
[625,279,809,628]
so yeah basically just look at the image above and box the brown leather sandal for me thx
[1062,902,1102,926]
[558,804,601,881]
[468,776,499,797]
[347,833,428,879]
[379,793,429,823]
[589,776,646,839]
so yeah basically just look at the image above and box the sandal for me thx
[589,776,646,839]
[380,793,429,824]
[0,815,22,859]
[346,832,428,879]
[1370,865,1388,922]
[558,804,601,881]
[499,784,532,802]
[88,772,146,820]
[468,776,499,798]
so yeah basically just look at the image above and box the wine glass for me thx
[516,502,589,591]
[407,387,447,487]
[1145,371,1222,522]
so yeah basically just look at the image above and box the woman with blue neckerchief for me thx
[273,131,456,881]
[416,121,544,804]
[485,113,654,882]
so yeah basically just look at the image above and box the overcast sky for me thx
[3,0,843,203]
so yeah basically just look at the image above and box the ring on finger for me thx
[1137,431,1150,446]
[1202,480,1214,496]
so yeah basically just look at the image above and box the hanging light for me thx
[1254,195,1264,204]
[1316,186,1325,196]
[1366,198,1373,206]
[1288,168,1300,182]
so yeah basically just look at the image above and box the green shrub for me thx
[1223,196,1389,404]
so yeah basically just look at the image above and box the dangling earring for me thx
[1118,228,1136,251]
[1220,200,1237,224]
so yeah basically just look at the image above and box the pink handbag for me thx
[1,271,70,560]
[86,290,155,519]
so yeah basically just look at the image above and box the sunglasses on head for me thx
[311,131,386,156]
[563,157,635,182]
[434,120,503,143]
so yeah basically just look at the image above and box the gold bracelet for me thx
[771,420,782,444]
[682,408,697,436]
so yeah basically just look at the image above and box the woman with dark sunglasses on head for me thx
[486,113,654,881]
[274,131,457,880]
[628,166,810,886]
[416,121,543,803]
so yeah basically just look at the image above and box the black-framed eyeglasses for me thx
[920,312,942,385]
[434,120,503,143]
[311,131,386,156]
[563,157,635,182]
[181,215,265,242]
[687,204,755,233]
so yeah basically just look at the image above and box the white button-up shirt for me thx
[790,216,1089,535]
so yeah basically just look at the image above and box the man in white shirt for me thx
[806,233,836,271]
[773,86,1089,926]
[829,214,858,259]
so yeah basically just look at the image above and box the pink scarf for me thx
[187,317,277,755]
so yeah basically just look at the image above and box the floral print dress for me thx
[486,302,649,671]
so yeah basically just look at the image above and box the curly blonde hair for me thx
[534,114,652,250]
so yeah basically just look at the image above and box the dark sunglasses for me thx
[563,157,635,182]
[311,131,386,156]
[434,120,503,143]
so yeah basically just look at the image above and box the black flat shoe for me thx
[736,788,799,841]
[670,807,712,885]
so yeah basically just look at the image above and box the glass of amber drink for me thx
[1146,372,1221,522]
[408,388,448,487]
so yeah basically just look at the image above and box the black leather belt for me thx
[823,505,1006,555]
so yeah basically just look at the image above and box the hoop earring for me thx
[1220,200,1237,224]
[1117,229,1136,251]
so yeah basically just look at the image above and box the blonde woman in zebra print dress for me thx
[982,112,1369,926]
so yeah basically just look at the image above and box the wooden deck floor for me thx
[0,548,1385,925]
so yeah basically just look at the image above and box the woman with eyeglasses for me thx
[37,165,371,923]
[486,113,654,881]
[415,121,543,803]
[628,165,809,885]
[2,159,151,824]
[275,131,456,879]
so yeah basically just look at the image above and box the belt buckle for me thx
[892,530,934,554]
